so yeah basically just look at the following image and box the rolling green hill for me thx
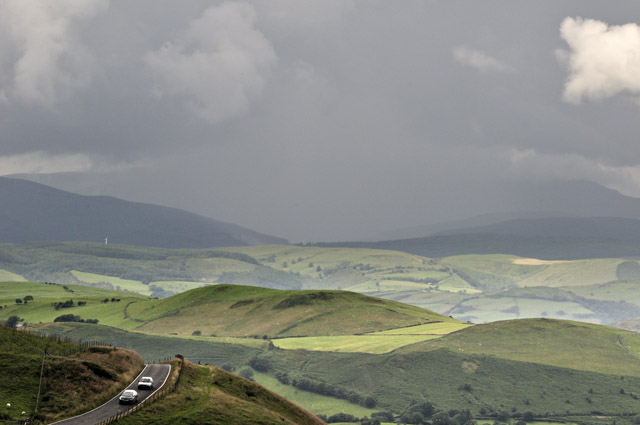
[32,319,640,424]
[0,281,457,339]
[126,284,454,338]
[398,318,640,377]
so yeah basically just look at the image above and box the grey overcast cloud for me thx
[1,1,640,242]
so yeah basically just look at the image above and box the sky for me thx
[1,1,640,242]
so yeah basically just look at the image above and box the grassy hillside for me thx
[126,284,454,338]
[30,317,640,423]
[0,326,144,424]
[0,281,147,329]
[399,318,640,376]
[0,281,456,339]
[106,361,326,425]
[0,269,25,281]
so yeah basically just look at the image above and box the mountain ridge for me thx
[0,177,287,248]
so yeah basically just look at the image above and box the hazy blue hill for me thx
[319,217,640,259]
[437,217,640,240]
[377,180,640,241]
[0,177,287,248]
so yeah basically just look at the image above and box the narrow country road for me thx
[49,363,172,425]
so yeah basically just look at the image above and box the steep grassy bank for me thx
[0,326,144,424]
[114,361,325,425]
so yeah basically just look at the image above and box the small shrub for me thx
[364,396,377,408]
[327,413,357,423]
[249,357,270,372]
[237,367,254,381]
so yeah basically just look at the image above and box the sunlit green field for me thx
[369,321,471,335]
[149,280,210,293]
[450,297,598,323]
[0,269,26,281]
[272,320,470,353]
[253,372,378,417]
[271,334,440,353]
[0,281,146,328]
[71,270,152,295]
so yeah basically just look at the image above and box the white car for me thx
[119,389,138,404]
[137,376,154,390]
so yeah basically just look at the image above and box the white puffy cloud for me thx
[0,0,108,107]
[559,17,640,104]
[145,2,277,124]
[453,46,510,72]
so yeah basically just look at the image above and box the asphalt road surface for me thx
[49,363,172,425]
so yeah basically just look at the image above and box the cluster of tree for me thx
[52,299,77,310]
[273,292,335,309]
[316,412,391,424]
[398,406,475,425]
[478,407,536,423]
[4,315,24,328]
[352,263,372,271]
[53,314,98,324]
[249,357,270,372]
[100,298,121,303]
[149,285,176,299]
[275,372,375,408]
[321,263,353,277]
[15,295,34,305]
[316,412,375,424]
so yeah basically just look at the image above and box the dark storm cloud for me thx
[1,1,640,241]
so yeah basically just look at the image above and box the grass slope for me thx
[126,284,455,338]
[0,281,147,329]
[114,361,325,425]
[33,318,640,421]
[399,318,640,377]
[0,326,143,424]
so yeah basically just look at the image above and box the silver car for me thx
[118,389,138,404]
[137,376,154,390]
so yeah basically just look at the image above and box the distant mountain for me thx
[318,217,640,260]
[377,180,640,240]
[436,216,640,240]
[375,210,576,241]
[0,177,287,248]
